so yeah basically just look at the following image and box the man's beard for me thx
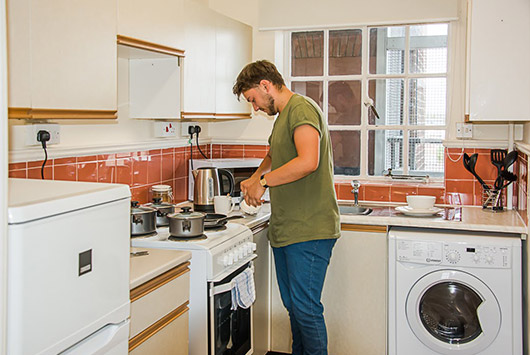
[264,94,277,115]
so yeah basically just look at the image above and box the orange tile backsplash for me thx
[8,145,528,216]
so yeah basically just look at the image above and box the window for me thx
[287,23,448,178]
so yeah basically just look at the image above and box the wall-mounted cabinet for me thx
[118,41,184,120]
[117,0,185,51]
[467,0,530,121]
[181,1,252,120]
[7,0,118,120]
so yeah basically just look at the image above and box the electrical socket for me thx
[25,124,60,146]
[181,122,194,137]
[456,123,473,139]
[154,121,177,137]
[181,122,202,137]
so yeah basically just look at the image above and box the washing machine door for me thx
[406,269,501,355]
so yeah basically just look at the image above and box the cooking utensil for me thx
[130,201,157,236]
[490,149,507,176]
[144,197,175,227]
[168,207,206,238]
[204,213,244,229]
[192,168,235,212]
[463,153,490,190]
[503,150,518,170]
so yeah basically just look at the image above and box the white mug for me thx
[214,195,234,215]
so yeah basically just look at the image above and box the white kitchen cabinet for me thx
[252,223,271,355]
[117,0,185,50]
[182,1,217,119]
[214,14,252,118]
[467,0,530,121]
[129,256,191,354]
[270,225,387,354]
[181,2,252,120]
[7,0,118,119]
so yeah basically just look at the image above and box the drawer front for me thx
[130,309,189,355]
[130,269,190,338]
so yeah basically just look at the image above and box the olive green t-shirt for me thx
[267,94,340,247]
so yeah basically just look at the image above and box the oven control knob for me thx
[229,252,236,264]
[238,247,245,258]
[245,243,252,254]
[251,242,257,251]
[222,255,230,266]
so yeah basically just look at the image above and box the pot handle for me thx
[132,215,144,225]
[218,169,235,196]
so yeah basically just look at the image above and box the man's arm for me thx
[240,124,320,206]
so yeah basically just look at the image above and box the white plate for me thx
[395,206,443,217]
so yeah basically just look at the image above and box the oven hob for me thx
[130,231,158,238]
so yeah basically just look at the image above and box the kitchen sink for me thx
[339,205,372,216]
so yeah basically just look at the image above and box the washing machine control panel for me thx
[396,239,511,268]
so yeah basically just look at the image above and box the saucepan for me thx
[204,213,244,229]
[168,207,206,238]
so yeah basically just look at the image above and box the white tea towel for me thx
[231,268,255,310]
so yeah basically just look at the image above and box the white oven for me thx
[131,223,257,355]
[188,158,267,203]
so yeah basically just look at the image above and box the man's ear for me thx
[259,80,271,92]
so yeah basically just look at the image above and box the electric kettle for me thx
[192,167,235,212]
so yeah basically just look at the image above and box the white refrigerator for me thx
[7,178,131,354]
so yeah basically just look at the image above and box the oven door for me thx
[209,263,254,355]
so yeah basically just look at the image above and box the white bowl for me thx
[406,195,436,210]
[240,199,262,215]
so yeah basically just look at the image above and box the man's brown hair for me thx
[232,60,286,100]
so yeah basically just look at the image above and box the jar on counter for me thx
[150,184,173,203]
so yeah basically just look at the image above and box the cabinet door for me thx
[181,1,216,117]
[214,14,252,117]
[270,228,387,354]
[7,0,32,109]
[30,0,117,111]
[252,225,270,355]
[467,0,530,121]
[117,0,185,50]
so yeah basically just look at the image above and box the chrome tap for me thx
[351,180,361,206]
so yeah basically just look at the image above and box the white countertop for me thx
[339,204,527,235]
[180,200,527,236]
[129,248,191,290]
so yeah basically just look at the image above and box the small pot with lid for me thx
[144,198,175,227]
[168,207,206,238]
[131,201,157,236]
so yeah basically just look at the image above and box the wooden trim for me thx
[8,107,31,119]
[8,107,117,120]
[117,35,185,58]
[214,113,251,119]
[130,261,190,302]
[341,224,387,233]
[128,302,189,351]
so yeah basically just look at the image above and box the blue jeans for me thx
[272,238,337,355]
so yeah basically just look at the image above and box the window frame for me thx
[284,23,450,182]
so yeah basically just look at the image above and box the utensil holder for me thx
[482,188,503,211]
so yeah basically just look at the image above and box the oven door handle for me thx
[209,254,257,284]
[210,263,255,297]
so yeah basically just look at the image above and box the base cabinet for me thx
[129,261,190,354]
[270,226,387,354]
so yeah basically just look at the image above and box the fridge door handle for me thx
[60,319,130,355]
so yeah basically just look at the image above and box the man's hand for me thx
[240,175,266,207]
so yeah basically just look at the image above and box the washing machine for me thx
[388,227,522,355]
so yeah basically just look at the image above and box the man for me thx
[233,60,340,355]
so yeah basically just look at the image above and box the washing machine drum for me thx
[406,270,501,355]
